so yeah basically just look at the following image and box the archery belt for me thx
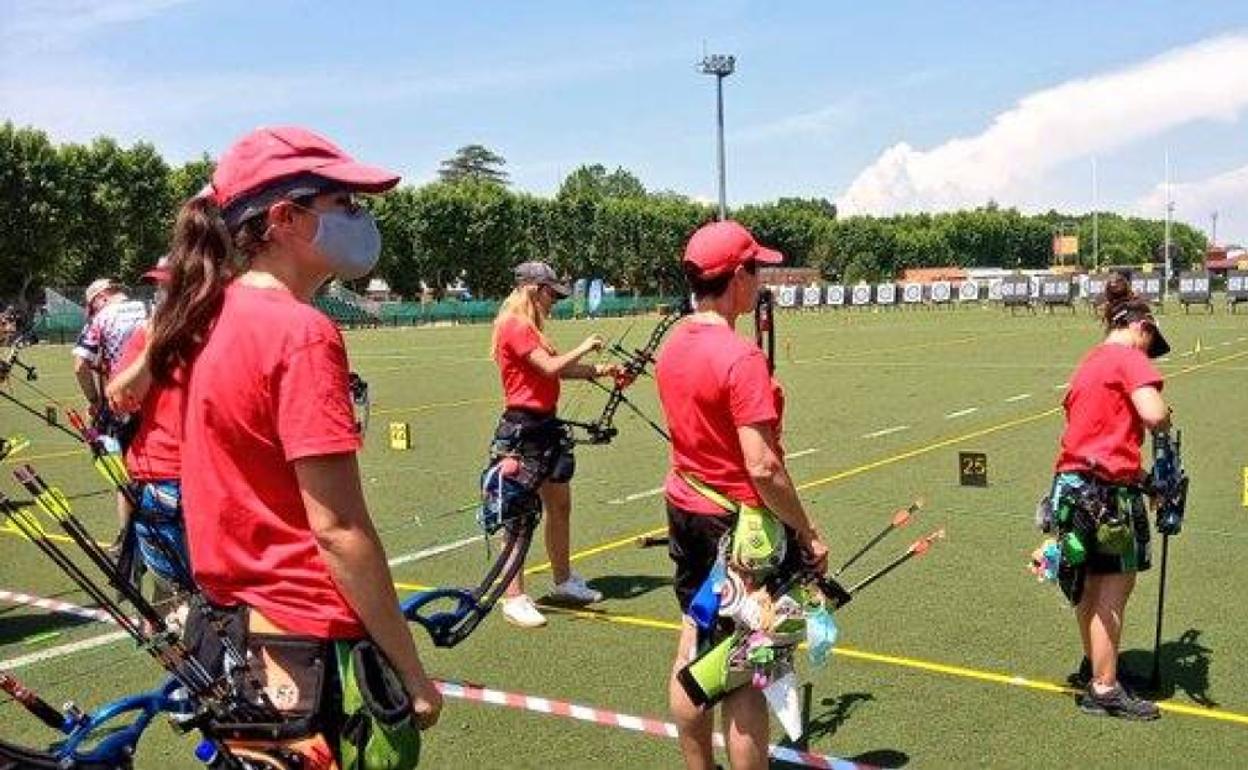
[1041,472,1151,604]
[183,604,344,768]
[493,409,575,484]
[336,640,422,770]
[676,472,808,709]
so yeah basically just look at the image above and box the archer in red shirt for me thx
[656,221,829,770]
[129,126,442,756]
[1044,272,1171,722]
[488,261,626,629]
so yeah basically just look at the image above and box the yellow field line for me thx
[796,406,1061,491]
[528,603,1248,727]
[384,582,1248,727]
[2,448,82,465]
[0,521,109,547]
[525,526,667,575]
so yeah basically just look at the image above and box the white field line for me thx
[1004,393,1032,403]
[861,425,910,439]
[1157,357,1170,363]
[0,630,130,671]
[944,407,978,419]
[1052,383,1068,390]
[607,487,665,506]
[387,534,481,567]
[1180,351,1194,358]
[784,448,821,460]
[1238,336,1247,342]
[1221,340,1233,347]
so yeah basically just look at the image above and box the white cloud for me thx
[837,33,1248,215]
[1138,162,1248,245]
[1,0,193,55]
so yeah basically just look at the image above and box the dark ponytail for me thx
[1102,271,1153,332]
[148,195,235,382]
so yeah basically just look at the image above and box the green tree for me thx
[0,123,64,302]
[557,164,646,200]
[437,144,509,186]
[170,154,215,203]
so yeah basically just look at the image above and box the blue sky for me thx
[4,1,1248,243]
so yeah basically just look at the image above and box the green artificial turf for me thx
[3,303,1247,768]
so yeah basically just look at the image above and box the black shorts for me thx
[667,501,734,615]
[492,408,575,484]
[666,500,803,614]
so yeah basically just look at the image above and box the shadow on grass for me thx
[584,573,672,601]
[1120,627,1217,707]
[0,611,93,646]
[770,687,909,768]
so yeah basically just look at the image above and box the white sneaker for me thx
[502,595,547,628]
[549,572,603,604]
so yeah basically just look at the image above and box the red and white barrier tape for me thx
[435,680,876,770]
[1,588,875,768]
[0,588,120,625]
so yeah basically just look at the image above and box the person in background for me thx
[72,278,148,551]
[489,261,625,628]
[1047,271,1170,721]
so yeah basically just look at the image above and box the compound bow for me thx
[559,296,692,445]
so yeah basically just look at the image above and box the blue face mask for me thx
[312,208,382,280]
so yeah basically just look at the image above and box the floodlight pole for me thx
[700,53,736,221]
[1163,152,1173,300]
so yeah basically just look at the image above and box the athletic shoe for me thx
[1078,684,1160,721]
[1069,656,1152,693]
[502,595,547,628]
[549,572,603,604]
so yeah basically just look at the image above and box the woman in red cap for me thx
[134,126,440,765]
[1042,272,1171,721]
[656,220,829,770]
[489,260,624,628]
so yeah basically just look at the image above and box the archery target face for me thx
[827,285,845,305]
[803,286,822,306]
[777,286,798,307]
[988,279,1004,301]
[930,281,951,303]
[902,283,922,303]
[852,285,871,305]
[875,283,896,304]
[717,569,748,617]
[1229,272,1248,299]
[958,280,978,301]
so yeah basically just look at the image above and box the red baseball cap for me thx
[141,255,171,284]
[210,126,400,229]
[683,220,783,278]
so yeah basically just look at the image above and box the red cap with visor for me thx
[210,126,400,229]
[683,220,783,278]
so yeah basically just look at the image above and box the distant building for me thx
[759,266,820,286]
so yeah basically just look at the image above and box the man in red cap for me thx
[655,220,829,770]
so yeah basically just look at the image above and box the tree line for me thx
[1,123,1208,304]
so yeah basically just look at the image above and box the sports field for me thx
[3,304,1248,768]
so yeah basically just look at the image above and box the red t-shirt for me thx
[656,321,784,515]
[182,283,364,638]
[494,315,559,413]
[1055,342,1163,483]
[117,326,182,481]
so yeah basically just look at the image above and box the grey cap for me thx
[514,261,571,298]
